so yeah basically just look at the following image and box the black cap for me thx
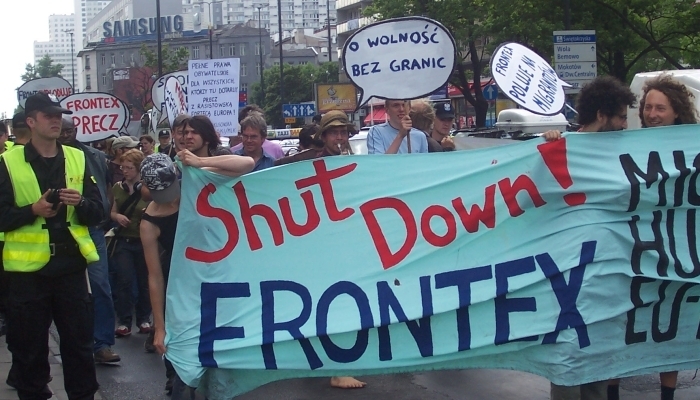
[158,129,170,138]
[24,92,72,115]
[434,102,455,119]
[12,112,28,129]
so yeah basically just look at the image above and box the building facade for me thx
[73,0,112,91]
[78,23,270,109]
[33,14,78,88]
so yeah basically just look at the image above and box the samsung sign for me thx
[103,15,184,38]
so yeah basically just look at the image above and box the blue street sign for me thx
[283,103,316,118]
[483,84,499,101]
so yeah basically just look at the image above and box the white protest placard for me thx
[491,42,571,116]
[61,93,130,142]
[164,77,188,129]
[151,70,188,125]
[342,16,456,107]
[17,77,73,108]
[187,58,240,136]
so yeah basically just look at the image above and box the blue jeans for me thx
[112,238,151,327]
[88,227,116,353]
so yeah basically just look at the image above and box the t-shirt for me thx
[112,182,149,238]
[367,122,428,154]
[231,140,285,160]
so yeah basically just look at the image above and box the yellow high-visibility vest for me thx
[0,144,22,242]
[2,145,98,272]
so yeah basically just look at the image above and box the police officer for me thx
[0,92,103,400]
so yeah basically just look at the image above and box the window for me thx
[256,62,261,75]
[241,63,247,76]
[241,83,248,92]
[239,44,246,56]
[85,74,92,89]
[229,44,235,56]
[205,45,210,58]
[110,54,115,65]
[255,43,261,56]
[101,54,105,65]
[121,53,125,64]
[101,74,106,85]
[192,46,200,59]
[130,53,135,63]
[219,44,225,57]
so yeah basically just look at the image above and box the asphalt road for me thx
[94,330,700,400]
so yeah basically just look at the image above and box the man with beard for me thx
[543,76,636,400]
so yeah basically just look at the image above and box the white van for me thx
[628,69,700,130]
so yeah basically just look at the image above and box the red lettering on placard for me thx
[233,181,285,251]
[498,175,547,217]
[296,160,356,222]
[360,197,417,270]
[185,183,240,263]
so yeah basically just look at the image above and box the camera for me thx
[47,189,62,210]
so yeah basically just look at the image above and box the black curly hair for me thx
[576,76,636,126]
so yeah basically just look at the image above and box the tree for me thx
[140,44,190,75]
[249,62,339,127]
[480,0,700,82]
[20,55,64,82]
[364,0,491,127]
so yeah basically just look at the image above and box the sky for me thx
[0,0,75,118]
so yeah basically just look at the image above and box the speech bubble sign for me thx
[164,77,188,129]
[490,42,572,116]
[61,93,130,142]
[151,70,188,124]
[342,16,456,107]
[17,77,73,109]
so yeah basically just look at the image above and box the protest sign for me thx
[61,93,130,142]
[188,58,240,136]
[164,77,188,129]
[342,17,456,107]
[151,70,188,125]
[164,126,700,399]
[491,42,571,116]
[17,77,73,108]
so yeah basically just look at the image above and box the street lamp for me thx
[277,0,284,111]
[326,1,332,63]
[255,4,265,102]
[156,0,163,77]
[64,29,75,92]
[197,0,223,59]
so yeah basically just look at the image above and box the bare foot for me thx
[330,376,366,389]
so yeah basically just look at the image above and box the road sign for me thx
[283,103,316,118]
[284,117,296,124]
[554,43,597,63]
[483,84,498,101]
[553,30,596,94]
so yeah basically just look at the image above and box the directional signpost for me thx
[553,30,597,94]
[283,103,316,118]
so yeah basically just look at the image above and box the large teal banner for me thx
[165,126,700,399]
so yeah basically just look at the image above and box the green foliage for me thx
[140,44,190,74]
[20,55,64,82]
[250,62,339,128]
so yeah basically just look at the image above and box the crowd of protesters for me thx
[0,72,696,400]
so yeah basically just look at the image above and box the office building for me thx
[74,0,112,91]
[33,14,78,88]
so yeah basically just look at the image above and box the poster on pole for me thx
[188,58,240,136]
[61,92,130,142]
[164,77,188,129]
[341,16,457,107]
[17,77,73,108]
[490,42,571,116]
[151,70,189,125]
